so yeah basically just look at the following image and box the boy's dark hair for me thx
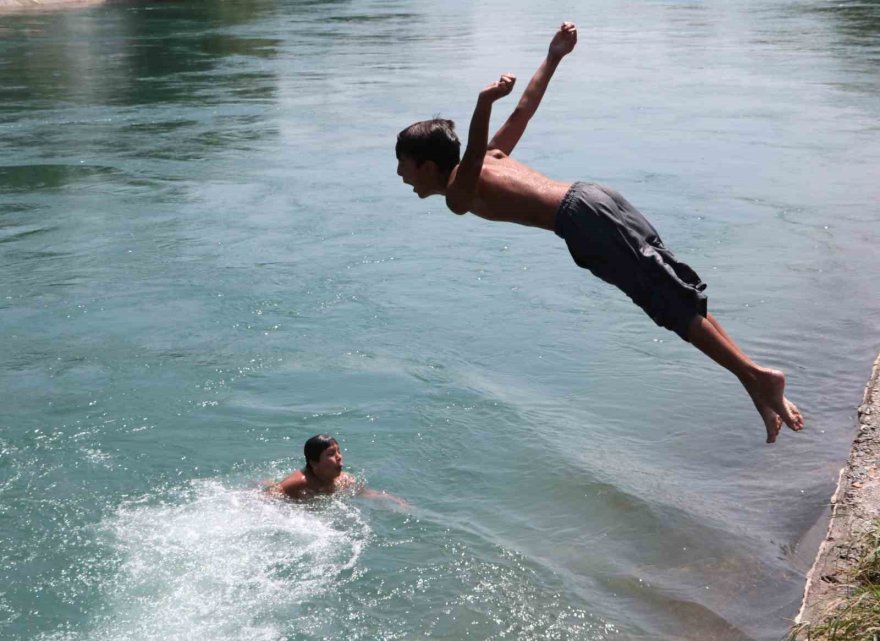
[396,118,460,175]
[303,434,338,468]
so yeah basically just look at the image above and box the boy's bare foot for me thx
[742,368,804,444]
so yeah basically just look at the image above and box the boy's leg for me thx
[705,313,739,350]
[687,313,803,443]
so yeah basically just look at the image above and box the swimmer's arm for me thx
[356,482,410,509]
[446,74,515,215]
[488,22,577,156]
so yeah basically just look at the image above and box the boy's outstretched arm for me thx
[359,487,410,509]
[446,74,515,214]
[488,21,577,156]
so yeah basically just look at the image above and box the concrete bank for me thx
[793,352,880,637]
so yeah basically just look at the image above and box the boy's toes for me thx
[766,415,782,444]
[763,412,782,444]
[776,398,799,431]
[783,398,803,431]
[787,400,804,430]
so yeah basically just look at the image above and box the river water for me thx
[1,1,879,639]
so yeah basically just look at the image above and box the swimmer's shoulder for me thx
[276,469,310,498]
[336,472,357,491]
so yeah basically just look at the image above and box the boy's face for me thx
[313,443,343,480]
[396,156,432,198]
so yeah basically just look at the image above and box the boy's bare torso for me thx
[449,151,572,231]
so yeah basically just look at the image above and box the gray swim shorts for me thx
[554,182,707,342]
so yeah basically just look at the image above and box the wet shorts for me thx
[554,182,707,341]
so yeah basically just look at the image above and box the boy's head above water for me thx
[396,118,460,198]
[303,433,343,481]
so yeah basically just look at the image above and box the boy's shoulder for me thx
[445,151,509,214]
[277,470,309,497]
[447,148,508,180]
[336,472,357,490]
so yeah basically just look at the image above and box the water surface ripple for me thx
[1,1,879,639]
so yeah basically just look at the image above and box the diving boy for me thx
[395,22,803,443]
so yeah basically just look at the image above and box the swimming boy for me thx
[266,434,352,499]
[395,22,803,443]
[266,434,407,505]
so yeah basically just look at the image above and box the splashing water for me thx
[40,481,368,641]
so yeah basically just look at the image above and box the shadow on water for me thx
[0,0,284,110]
[0,1,335,205]
[0,0,370,195]
[807,0,880,44]
[0,164,120,193]
[800,0,880,86]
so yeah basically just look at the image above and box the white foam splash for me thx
[45,479,369,641]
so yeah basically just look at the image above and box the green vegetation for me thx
[795,520,880,640]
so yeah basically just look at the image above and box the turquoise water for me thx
[1,0,879,639]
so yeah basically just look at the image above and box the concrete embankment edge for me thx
[793,351,880,637]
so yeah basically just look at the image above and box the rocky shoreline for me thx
[793,352,880,637]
